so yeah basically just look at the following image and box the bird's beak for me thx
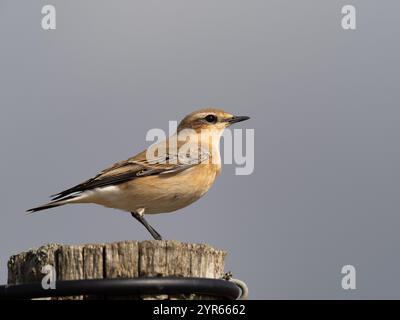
[227,115,250,125]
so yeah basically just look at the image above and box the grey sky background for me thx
[0,1,399,299]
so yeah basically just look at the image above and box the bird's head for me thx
[177,108,250,133]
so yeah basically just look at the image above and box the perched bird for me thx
[27,108,250,240]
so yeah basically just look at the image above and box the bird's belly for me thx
[91,165,219,214]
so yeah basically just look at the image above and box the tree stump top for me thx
[7,240,228,300]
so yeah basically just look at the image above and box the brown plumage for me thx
[27,108,250,239]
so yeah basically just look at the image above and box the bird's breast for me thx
[142,164,219,213]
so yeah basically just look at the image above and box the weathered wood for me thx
[104,241,139,278]
[104,241,139,300]
[7,240,227,300]
[7,243,60,285]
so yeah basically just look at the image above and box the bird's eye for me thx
[205,114,217,123]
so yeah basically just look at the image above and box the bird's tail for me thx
[26,196,77,213]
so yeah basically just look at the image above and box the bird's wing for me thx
[51,142,210,201]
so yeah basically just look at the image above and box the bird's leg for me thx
[131,209,162,240]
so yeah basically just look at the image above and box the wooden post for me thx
[7,240,227,300]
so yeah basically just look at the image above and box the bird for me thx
[27,108,250,240]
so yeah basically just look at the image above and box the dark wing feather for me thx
[51,146,210,201]
[51,162,162,201]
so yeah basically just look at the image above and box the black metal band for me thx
[0,277,241,300]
